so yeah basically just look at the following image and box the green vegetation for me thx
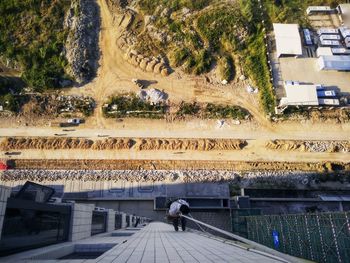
[0,76,25,112]
[177,102,250,120]
[217,56,234,81]
[138,0,212,14]
[0,0,71,91]
[176,102,200,116]
[137,0,276,113]
[103,94,167,119]
[204,103,250,120]
[264,0,342,26]
[0,94,19,112]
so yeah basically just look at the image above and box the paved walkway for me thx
[97,222,282,263]
[1,222,284,263]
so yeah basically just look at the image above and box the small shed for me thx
[281,84,319,106]
[306,6,332,15]
[273,23,303,57]
[337,4,350,25]
[318,55,350,71]
[317,28,339,35]
[317,47,333,57]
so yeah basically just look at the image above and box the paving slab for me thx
[96,222,283,263]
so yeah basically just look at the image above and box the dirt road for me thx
[64,0,272,130]
[0,0,349,168]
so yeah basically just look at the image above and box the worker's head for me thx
[179,204,190,215]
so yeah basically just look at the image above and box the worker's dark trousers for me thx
[172,217,186,231]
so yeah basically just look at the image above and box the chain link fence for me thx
[245,211,350,263]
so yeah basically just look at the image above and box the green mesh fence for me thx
[231,209,262,238]
[245,211,350,263]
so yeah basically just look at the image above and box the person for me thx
[167,199,190,231]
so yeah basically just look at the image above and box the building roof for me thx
[273,23,303,57]
[283,84,319,106]
[318,55,350,71]
[338,4,350,15]
[317,47,333,57]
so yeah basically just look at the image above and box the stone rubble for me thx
[1,169,316,187]
[64,0,100,84]
[266,140,350,153]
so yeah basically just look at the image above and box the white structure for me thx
[320,34,341,41]
[317,47,333,57]
[280,84,319,106]
[273,23,303,57]
[345,37,350,48]
[337,4,350,25]
[320,40,341,46]
[307,6,332,15]
[319,98,340,106]
[339,27,350,38]
[318,55,350,71]
[332,47,350,55]
[317,28,339,35]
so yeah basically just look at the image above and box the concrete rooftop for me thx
[1,222,285,263]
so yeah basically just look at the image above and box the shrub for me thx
[217,55,234,81]
[103,94,167,119]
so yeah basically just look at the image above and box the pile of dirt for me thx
[135,138,246,151]
[123,49,170,76]
[0,137,246,151]
[266,140,350,153]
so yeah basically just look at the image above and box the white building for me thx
[317,47,333,57]
[317,28,339,35]
[280,84,319,106]
[318,55,350,71]
[337,4,350,25]
[307,6,332,15]
[319,34,341,41]
[273,23,303,57]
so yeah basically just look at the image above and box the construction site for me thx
[0,0,350,262]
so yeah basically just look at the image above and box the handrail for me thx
[181,214,311,263]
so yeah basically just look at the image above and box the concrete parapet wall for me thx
[107,209,115,232]
[69,203,95,241]
[121,212,127,228]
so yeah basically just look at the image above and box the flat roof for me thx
[317,47,333,57]
[284,84,319,106]
[318,55,350,71]
[338,4,350,14]
[273,23,303,57]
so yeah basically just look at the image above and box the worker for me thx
[167,199,190,231]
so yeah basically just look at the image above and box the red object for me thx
[0,162,8,170]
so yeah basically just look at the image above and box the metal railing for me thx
[182,214,306,263]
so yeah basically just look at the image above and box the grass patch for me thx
[103,94,167,119]
[0,0,71,92]
[176,102,250,120]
